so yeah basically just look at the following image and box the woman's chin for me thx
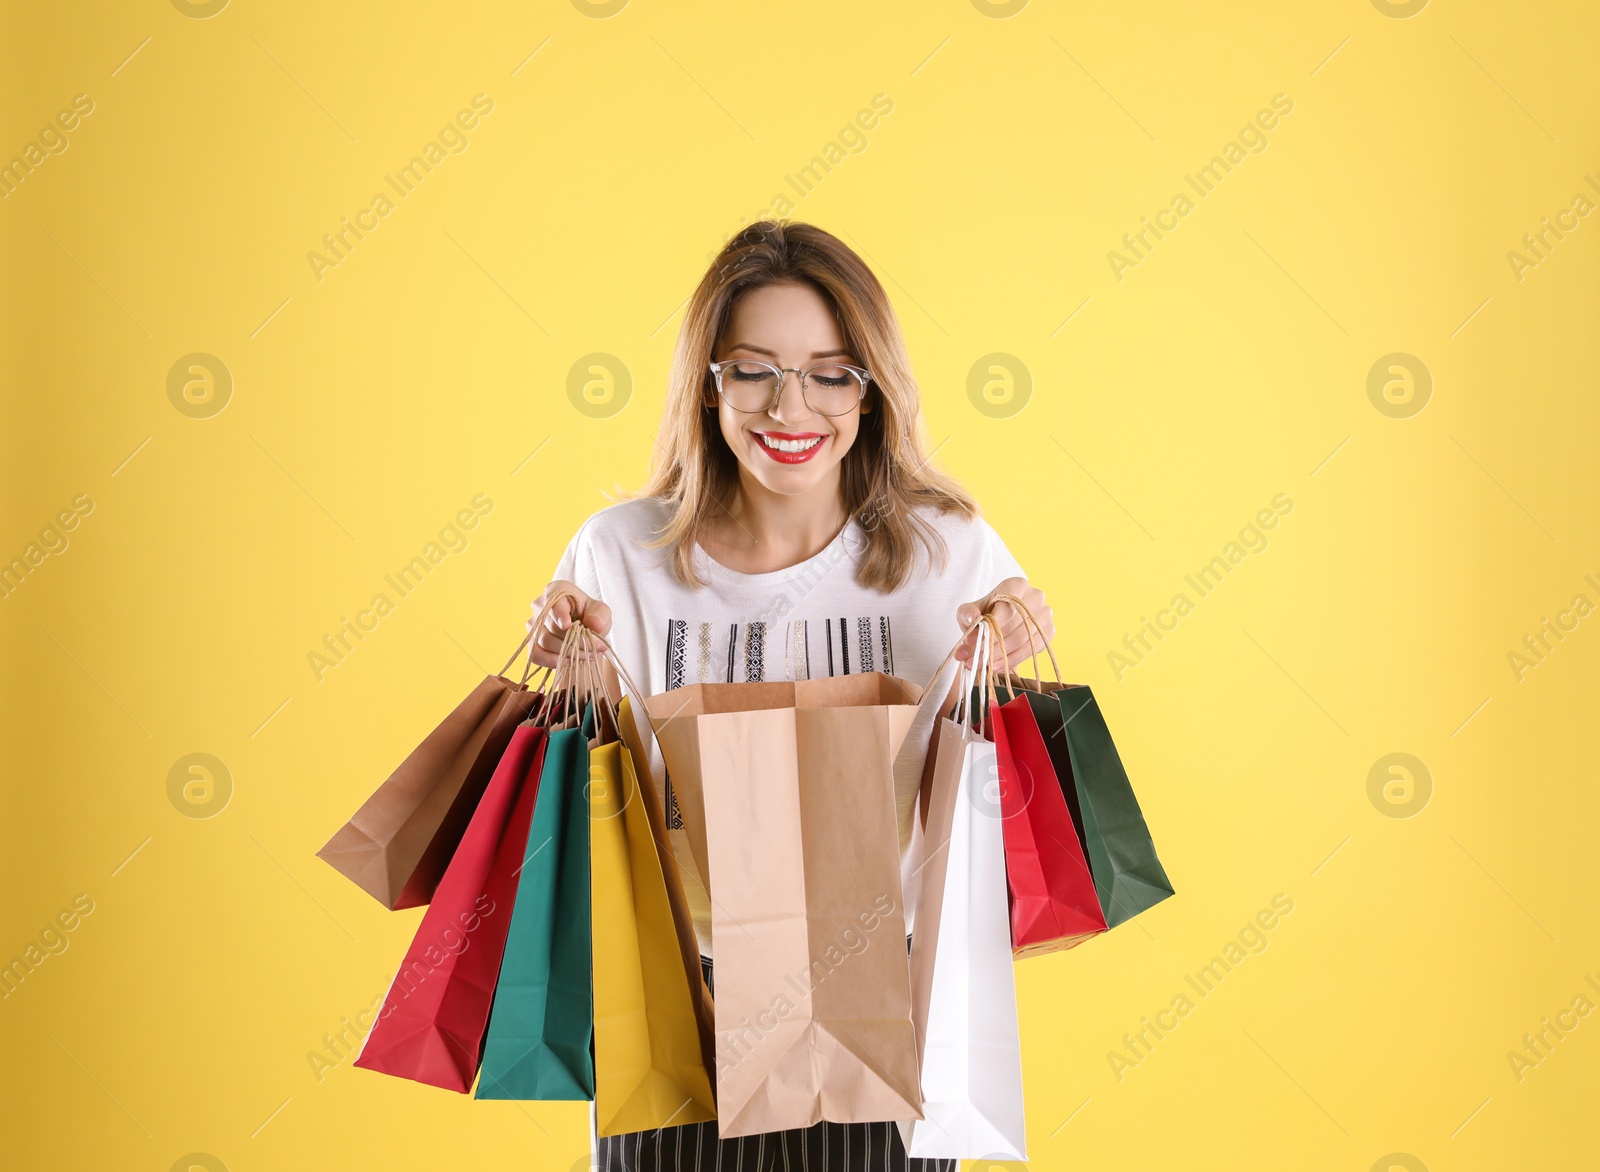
[748,467,824,495]
[740,458,835,496]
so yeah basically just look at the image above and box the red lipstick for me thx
[753,430,827,465]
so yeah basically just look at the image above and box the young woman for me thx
[529,221,1052,1171]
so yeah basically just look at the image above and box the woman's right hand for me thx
[528,580,612,668]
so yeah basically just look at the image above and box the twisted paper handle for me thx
[983,591,1062,692]
[952,613,1010,738]
[499,587,593,687]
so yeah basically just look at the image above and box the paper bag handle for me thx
[984,591,1063,690]
[609,647,659,753]
[953,616,1003,738]
[499,587,588,685]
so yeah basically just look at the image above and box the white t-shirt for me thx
[551,494,1026,957]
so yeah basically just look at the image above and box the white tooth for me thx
[763,435,820,452]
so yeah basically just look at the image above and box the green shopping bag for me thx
[1018,683,1174,929]
[476,721,594,1099]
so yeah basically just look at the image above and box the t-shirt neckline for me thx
[690,517,864,589]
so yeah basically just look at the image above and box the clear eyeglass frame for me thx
[707,359,873,418]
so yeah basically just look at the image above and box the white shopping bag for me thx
[897,623,1027,1160]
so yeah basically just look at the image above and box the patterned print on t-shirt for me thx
[662,615,896,686]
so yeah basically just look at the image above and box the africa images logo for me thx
[167,353,232,419]
[1366,353,1430,419]
[567,353,632,419]
[967,353,1031,418]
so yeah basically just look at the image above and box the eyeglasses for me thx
[708,360,872,418]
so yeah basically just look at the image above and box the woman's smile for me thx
[752,429,828,463]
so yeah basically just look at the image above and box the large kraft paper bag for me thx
[645,673,924,1138]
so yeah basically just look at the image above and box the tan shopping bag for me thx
[644,673,925,1138]
[317,626,545,909]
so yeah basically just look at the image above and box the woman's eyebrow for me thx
[724,341,853,359]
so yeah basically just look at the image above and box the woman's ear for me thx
[859,385,875,415]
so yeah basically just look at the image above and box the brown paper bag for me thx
[644,673,924,1138]
[318,632,545,909]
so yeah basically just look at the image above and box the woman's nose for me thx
[769,371,817,425]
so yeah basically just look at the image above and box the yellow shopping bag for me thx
[589,698,717,1137]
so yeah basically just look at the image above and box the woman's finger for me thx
[530,621,569,667]
[1000,593,1050,645]
[577,598,613,635]
[988,597,1018,631]
[529,588,567,628]
[954,623,983,662]
[953,595,994,661]
[530,633,603,670]
[992,624,1027,669]
[524,581,604,670]
[548,594,578,630]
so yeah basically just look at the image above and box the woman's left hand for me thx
[954,577,1054,669]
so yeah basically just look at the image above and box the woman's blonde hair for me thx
[637,220,977,591]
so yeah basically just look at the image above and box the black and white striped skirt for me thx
[590,953,955,1172]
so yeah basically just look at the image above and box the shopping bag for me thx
[476,719,594,1100]
[318,631,542,909]
[616,695,717,1089]
[353,719,549,1091]
[1024,682,1175,928]
[646,673,924,1138]
[994,687,1109,957]
[899,621,1026,1159]
[986,591,1174,929]
[589,694,716,1136]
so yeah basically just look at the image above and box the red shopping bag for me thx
[355,720,550,1091]
[975,596,1109,958]
[991,684,1109,957]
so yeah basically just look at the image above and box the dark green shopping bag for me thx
[475,722,594,1099]
[1016,682,1174,929]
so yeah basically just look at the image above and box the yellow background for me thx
[3,0,1597,1169]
